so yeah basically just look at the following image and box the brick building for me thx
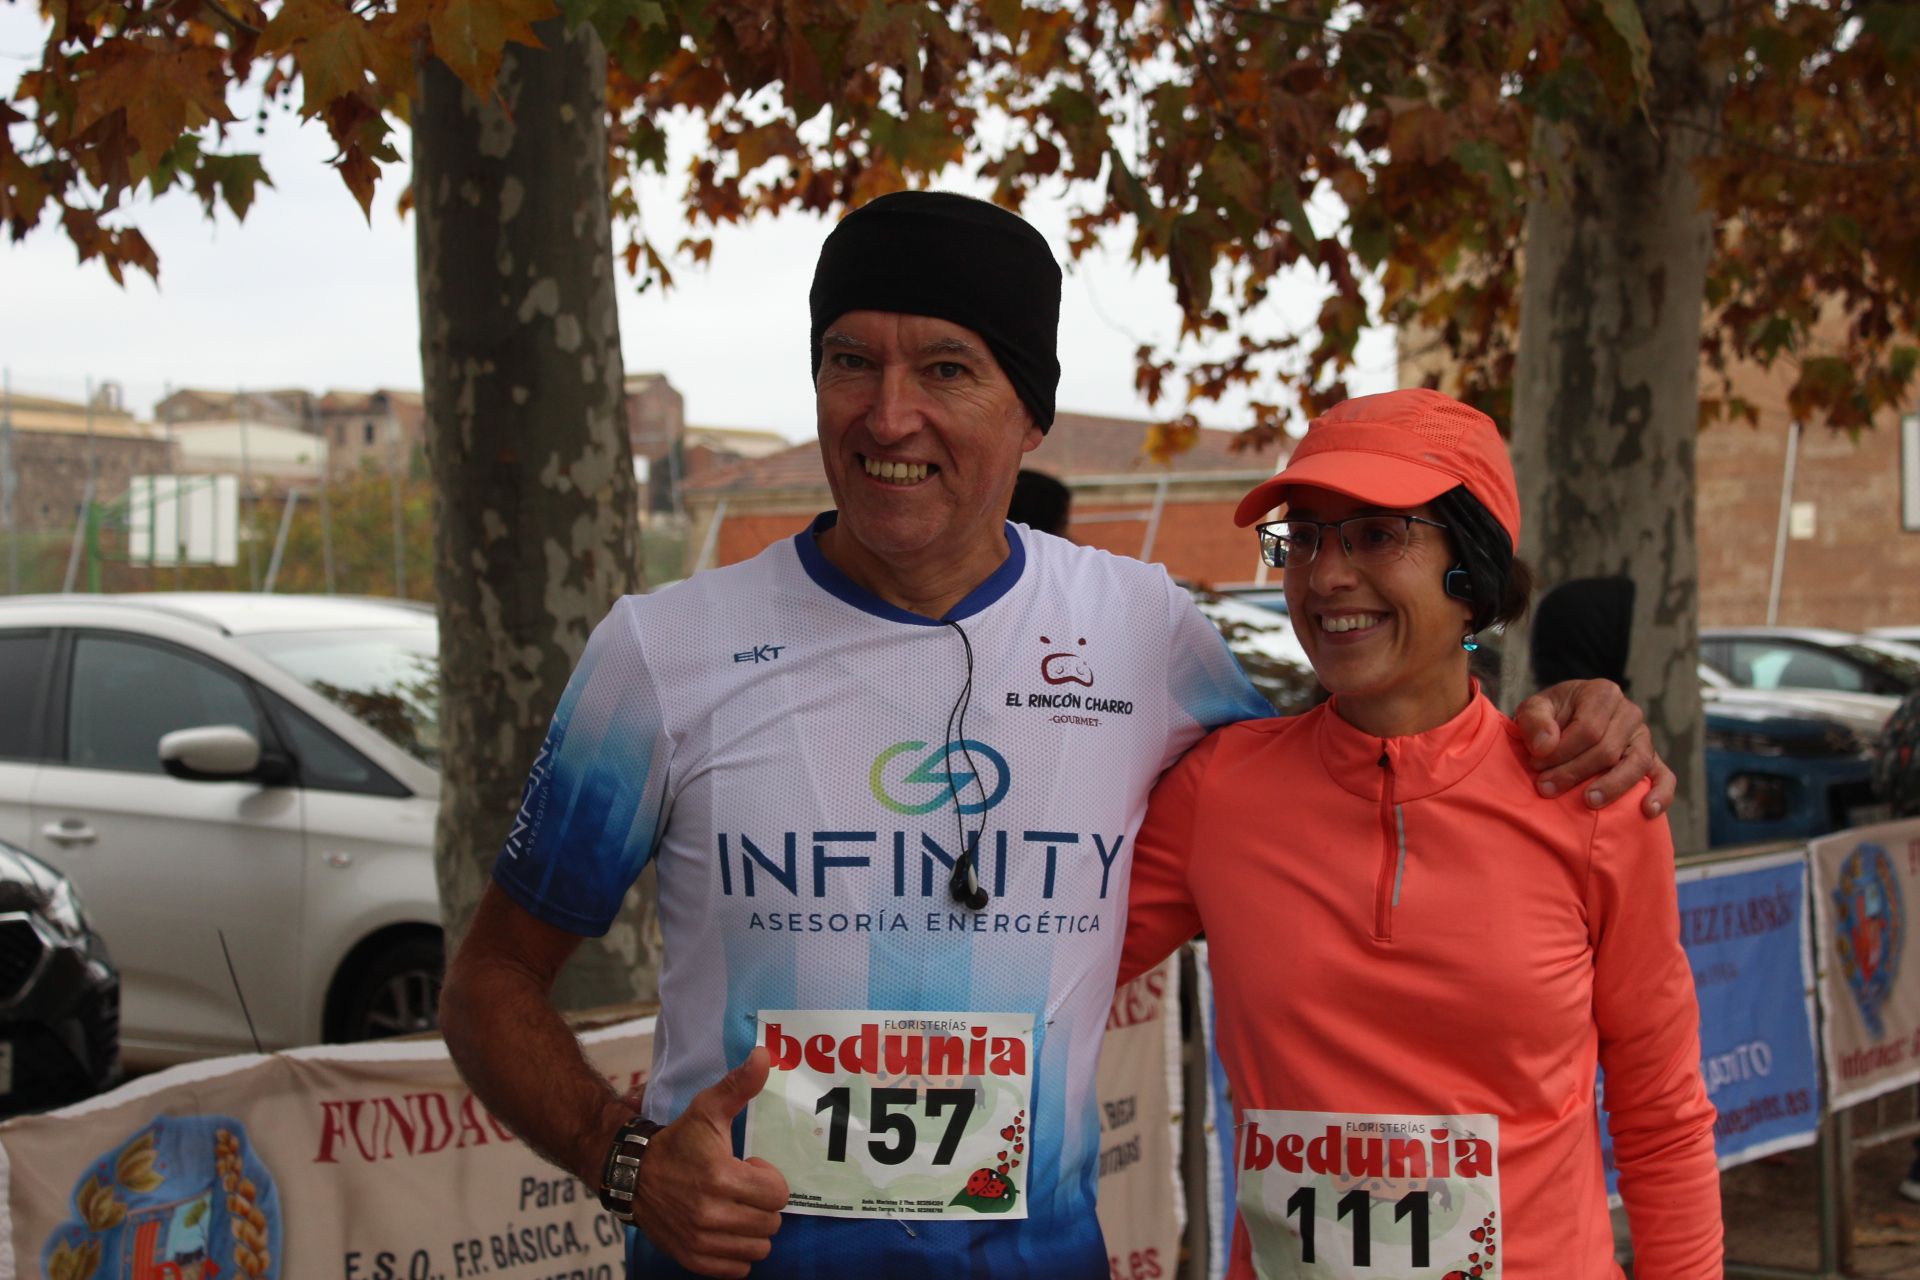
[168,420,329,488]
[315,390,427,478]
[155,388,315,431]
[1694,357,1920,630]
[1403,326,1920,632]
[679,411,1282,584]
[626,373,688,514]
[2,388,172,533]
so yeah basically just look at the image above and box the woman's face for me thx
[1281,485,1476,731]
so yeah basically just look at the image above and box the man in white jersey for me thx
[440,191,1672,1280]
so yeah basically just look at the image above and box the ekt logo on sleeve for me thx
[734,644,786,664]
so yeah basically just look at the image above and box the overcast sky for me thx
[1,8,1394,441]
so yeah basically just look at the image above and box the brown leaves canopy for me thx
[7,0,1916,436]
[4,0,557,267]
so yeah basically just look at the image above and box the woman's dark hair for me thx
[1427,485,1533,632]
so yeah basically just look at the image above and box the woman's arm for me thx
[1588,787,1723,1278]
[1117,732,1223,985]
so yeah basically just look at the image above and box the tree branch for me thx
[1656,113,1919,168]
[201,0,264,37]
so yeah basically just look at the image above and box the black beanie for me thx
[809,191,1063,431]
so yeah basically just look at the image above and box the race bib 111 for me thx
[744,1009,1035,1220]
[1237,1109,1501,1280]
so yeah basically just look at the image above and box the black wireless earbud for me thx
[1444,566,1474,602]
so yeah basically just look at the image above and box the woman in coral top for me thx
[1122,389,1721,1280]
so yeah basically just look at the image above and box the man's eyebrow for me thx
[821,331,874,351]
[920,336,986,358]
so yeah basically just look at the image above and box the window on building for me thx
[364,421,376,445]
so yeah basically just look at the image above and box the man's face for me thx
[815,310,1044,568]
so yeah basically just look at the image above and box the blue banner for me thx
[1601,850,1821,1195]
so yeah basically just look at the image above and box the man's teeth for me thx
[864,458,930,484]
[1321,614,1384,634]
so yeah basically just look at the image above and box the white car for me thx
[0,593,442,1066]
[1700,625,1920,698]
[1697,663,1899,737]
[1868,624,1920,648]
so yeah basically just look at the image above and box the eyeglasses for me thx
[1256,515,1451,569]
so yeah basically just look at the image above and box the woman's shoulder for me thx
[1181,705,1325,783]
[1214,702,1327,747]
[1483,711,1675,863]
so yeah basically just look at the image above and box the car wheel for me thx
[339,937,443,1042]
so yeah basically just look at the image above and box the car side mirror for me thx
[159,725,289,784]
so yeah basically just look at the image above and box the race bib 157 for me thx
[745,1009,1036,1220]
[1237,1109,1501,1280]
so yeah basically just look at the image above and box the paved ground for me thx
[1721,1136,1920,1278]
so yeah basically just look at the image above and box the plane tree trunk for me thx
[1502,0,1726,853]
[413,17,659,1007]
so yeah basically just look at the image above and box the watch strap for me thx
[597,1115,664,1221]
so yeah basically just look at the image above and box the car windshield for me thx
[1846,638,1920,693]
[238,627,441,766]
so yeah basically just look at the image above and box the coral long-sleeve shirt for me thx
[1122,692,1721,1279]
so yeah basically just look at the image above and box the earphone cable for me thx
[942,619,989,909]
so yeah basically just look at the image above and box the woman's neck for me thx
[1333,670,1475,739]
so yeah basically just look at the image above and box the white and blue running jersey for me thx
[495,514,1269,1278]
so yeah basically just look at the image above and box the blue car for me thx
[1702,695,1888,848]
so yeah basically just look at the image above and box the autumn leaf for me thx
[1269,176,1320,268]
[425,0,558,101]
[71,40,236,163]
[1142,416,1201,465]
[1595,0,1652,105]
[260,0,404,114]
[334,141,383,218]
[193,152,273,219]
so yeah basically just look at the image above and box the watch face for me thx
[601,1120,655,1215]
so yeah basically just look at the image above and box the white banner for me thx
[2,1020,652,1280]
[1095,957,1183,1280]
[3,986,1188,1280]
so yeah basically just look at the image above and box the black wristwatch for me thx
[597,1115,664,1221]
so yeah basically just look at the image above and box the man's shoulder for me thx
[1024,529,1183,599]
[628,538,801,619]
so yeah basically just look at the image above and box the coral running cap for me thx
[1233,388,1521,548]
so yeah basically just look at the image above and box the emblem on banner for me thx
[1831,841,1904,1039]
[42,1117,283,1280]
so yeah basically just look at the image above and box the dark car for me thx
[0,838,121,1113]
[1702,695,1886,848]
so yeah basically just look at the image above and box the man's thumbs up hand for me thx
[631,1047,789,1278]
